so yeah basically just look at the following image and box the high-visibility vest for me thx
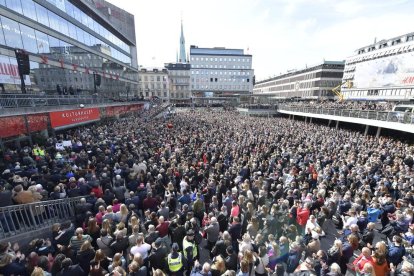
[168,253,183,272]
[183,238,197,259]
[38,149,45,156]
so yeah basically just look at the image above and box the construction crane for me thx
[332,80,352,101]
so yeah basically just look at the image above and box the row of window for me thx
[140,83,168,89]
[258,80,340,92]
[0,1,131,65]
[347,45,413,65]
[191,56,250,63]
[139,76,168,82]
[344,88,414,98]
[192,77,251,83]
[192,84,250,90]
[255,71,343,89]
[0,16,137,81]
[357,36,414,55]
[44,0,130,52]
[0,54,137,96]
[192,64,250,69]
[192,70,251,76]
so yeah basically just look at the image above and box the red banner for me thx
[27,114,48,132]
[50,108,100,128]
[0,116,26,138]
[105,104,144,117]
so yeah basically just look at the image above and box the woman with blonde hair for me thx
[371,242,389,276]
[115,204,129,224]
[211,255,226,276]
[129,253,148,276]
[108,253,126,273]
[240,250,255,275]
[114,222,127,237]
[31,267,46,276]
[152,268,166,276]
[360,263,376,276]
[101,219,113,235]
[327,240,342,266]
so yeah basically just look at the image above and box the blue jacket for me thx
[387,243,406,266]
[286,250,301,273]
[367,207,382,222]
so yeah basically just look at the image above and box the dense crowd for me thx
[238,104,276,110]
[280,101,396,111]
[1,106,414,276]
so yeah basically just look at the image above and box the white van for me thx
[392,104,414,112]
[391,104,414,123]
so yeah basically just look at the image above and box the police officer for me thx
[183,230,198,276]
[168,243,185,276]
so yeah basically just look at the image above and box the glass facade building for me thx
[0,0,138,98]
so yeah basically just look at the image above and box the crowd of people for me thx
[1,106,414,276]
[281,100,396,111]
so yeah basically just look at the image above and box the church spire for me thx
[179,17,186,63]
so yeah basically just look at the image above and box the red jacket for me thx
[296,207,310,226]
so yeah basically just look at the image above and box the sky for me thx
[108,0,414,81]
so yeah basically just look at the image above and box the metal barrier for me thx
[0,197,82,239]
[0,94,127,108]
[278,105,414,124]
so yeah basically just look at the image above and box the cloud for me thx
[107,0,414,79]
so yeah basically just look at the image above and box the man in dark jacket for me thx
[112,181,126,203]
[148,238,168,271]
[57,258,84,276]
[0,184,14,232]
[110,232,129,255]
[286,244,301,273]
[388,235,406,266]
[228,217,242,252]
[224,246,238,271]
[75,198,92,227]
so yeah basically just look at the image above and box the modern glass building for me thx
[0,0,138,98]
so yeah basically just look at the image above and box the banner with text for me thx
[0,55,31,85]
[50,108,100,128]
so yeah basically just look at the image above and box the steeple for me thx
[179,18,186,63]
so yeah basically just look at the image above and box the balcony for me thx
[277,105,414,133]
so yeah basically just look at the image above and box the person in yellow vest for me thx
[32,145,40,157]
[168,242,186,276]
[183,230,198,276]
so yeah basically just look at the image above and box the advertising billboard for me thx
[50,108,100,128]
[353,51,414,88]
[0,55,31,85]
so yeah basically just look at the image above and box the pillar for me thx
[328,119,331,126]
[335,120,339,129]
[310,117,313,123]
[304,117,307,123]
[376,127,381,138]
[364,125,369,136]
